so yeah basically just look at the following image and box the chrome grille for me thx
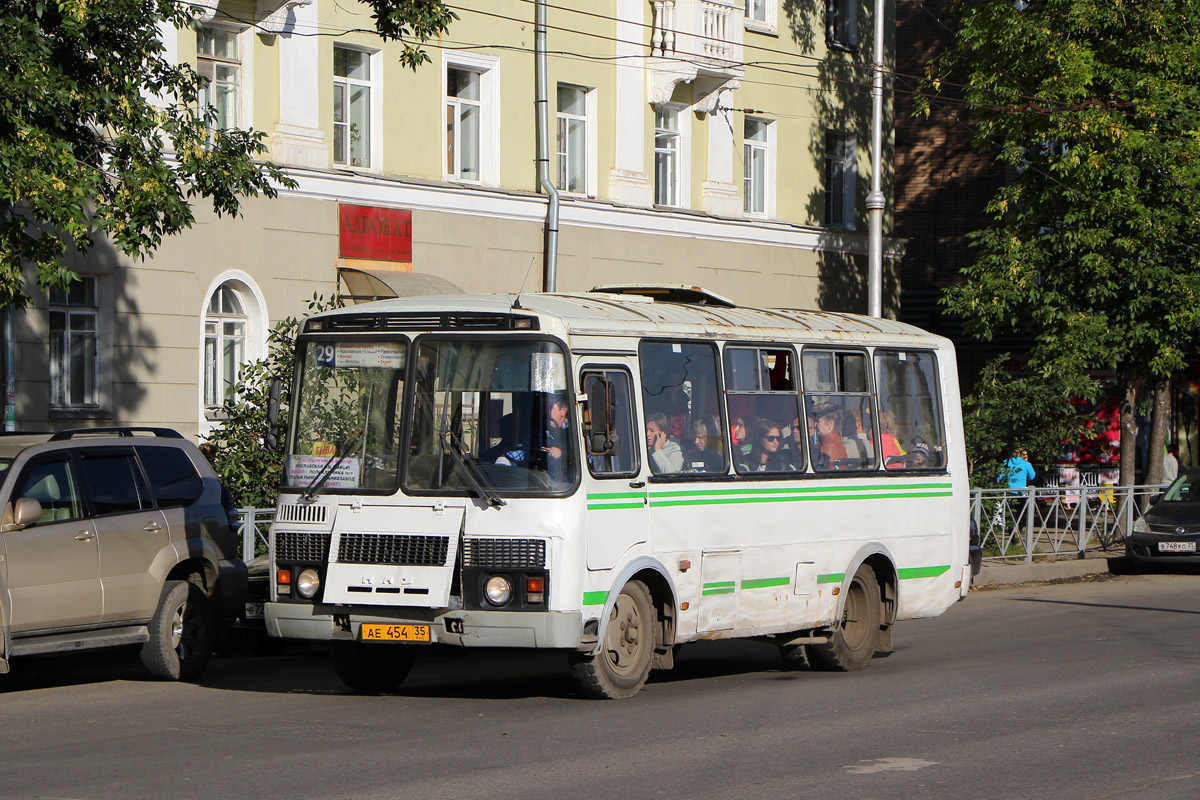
[462,538,546,569]
[275,531,331,562]
[1148,522,1200,535]
[338,534,449,566]
[275,504,328,524]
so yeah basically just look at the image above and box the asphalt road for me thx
[3,572,1199,800]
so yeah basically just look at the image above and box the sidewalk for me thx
[975,551,1119,587]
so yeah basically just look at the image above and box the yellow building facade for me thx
[11,0,901,438]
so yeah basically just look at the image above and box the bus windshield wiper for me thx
[440,431,506,508]
[303,430,363,501]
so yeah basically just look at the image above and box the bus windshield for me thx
[285,339,407,495]
[405,338,575,495]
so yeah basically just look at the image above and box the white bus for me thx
[265,286,973,698]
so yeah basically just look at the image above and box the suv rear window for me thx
[136,446,204,508]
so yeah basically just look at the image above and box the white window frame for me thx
[198,272,268,434]
[443,52,501,187]
[744,0,777,34]
[556,83,597,197]
[654,104,690,208]
[743,116,775,218]
[825,131,857,230]
[333,44,381,170]
[49,277,99,409]
[826,0,858,50]
[197,24,242,131]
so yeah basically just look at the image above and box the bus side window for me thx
[801,349,878,472]
[724,346,803,474]
[639,340,725,477]
[874,350,946,470]
[582,370,638,477]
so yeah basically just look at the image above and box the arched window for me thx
[204,282,249,410]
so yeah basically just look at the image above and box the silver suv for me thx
[0,428,246,680]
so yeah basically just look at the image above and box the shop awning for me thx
[337,267,464,304]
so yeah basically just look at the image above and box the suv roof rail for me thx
[49,427,186,441]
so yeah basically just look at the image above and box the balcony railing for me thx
[651,0,744,70]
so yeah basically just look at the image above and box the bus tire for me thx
[809,564,881,672]
[568,580,655,699]
[141,580,212,681]
[330,641,415,693]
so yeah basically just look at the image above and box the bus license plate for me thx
[360,624,431,642]
[1158,541,1197,553]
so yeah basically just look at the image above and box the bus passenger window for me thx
[874,350,946,470]
[801,349,877,472]
[724,346,803,474]
[639,340,725,477]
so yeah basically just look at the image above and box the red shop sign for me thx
[338,204,412,262]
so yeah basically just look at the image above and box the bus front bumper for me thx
[266,602,584,649]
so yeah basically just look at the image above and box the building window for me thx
[825,132,856,229]
[204,283,247,410]
[446,67,482,182]
[334,46,372,167]
[198,26,240,131]
[49,278,98,408]
[557,84,589,195]
[826,0,858,50]
[654,106,681,207]
[744,117,770,216]
[745,0,776,31]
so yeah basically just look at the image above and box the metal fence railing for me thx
[236,507,275,562]
[971,483,1168,563]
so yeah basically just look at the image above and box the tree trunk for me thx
[1143,379,1171,486]
[1119,380,1139,487]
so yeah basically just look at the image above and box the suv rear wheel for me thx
[141,580,213,681]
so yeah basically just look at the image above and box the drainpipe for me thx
[535,0,560,292]
[866,0,886,318]
[4,308,14,432]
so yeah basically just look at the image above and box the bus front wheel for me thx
[808,564,881,672]
[569,580,655,699]
[330,641,416,693]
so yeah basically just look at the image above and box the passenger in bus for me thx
[813,403,849,469]
[731,415,754,456]
[646,413,685,474]
[880,410,907,469]
[788,416,808,469]
[739,419,795,473]
[841,410,872,464]
[907,441,931,468]
[685,418,724,473]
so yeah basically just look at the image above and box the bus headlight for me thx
[296,568,322,599]
[485,575,513,606]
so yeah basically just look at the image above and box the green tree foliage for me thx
[0,0,293,307]
[928,0,1200,483]
[205,295,341,509]
[359,0,458,69]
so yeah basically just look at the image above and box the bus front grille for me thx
[338,533,450,566]
[275,531,331,562]
[462,538,546,569]
[275,504,328,524]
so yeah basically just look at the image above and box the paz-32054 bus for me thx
[265,286,972,698]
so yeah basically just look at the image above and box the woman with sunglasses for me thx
[739,418,794,473]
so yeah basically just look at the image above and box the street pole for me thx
[866,0,886,318]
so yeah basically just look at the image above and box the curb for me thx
[975,556,1114,588]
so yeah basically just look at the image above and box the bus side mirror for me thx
[265,376,282,451]
[586,379,621,456]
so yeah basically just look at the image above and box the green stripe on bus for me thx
[741,577,791,590]
[897,565,953,580]
[817,573,844,584]
[582,591,609,605]
[703,581,736,589]
[649,491,952,508]
[587,502,646,511]
[650,483,951,499]
[587,492,648,500]
[702,587,737,596]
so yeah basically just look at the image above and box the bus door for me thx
[579,366,647,570]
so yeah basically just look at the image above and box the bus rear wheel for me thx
[809,564,881,672]
[330,641,416,693]
[569,580,655,699]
